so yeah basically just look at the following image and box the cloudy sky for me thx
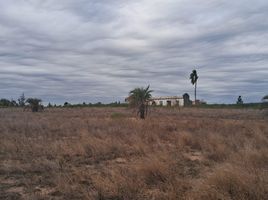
[0,0,267,104]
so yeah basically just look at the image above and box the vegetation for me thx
[0,98,18,107]
[0,108,267,199]
[64,102,70,107]
[18,93,26,107]
[190,69,198,104]
[261,95,268,112]
[59,101,127,108]
[128,85,153,119]
[236,95,243,104]
[197,102,264,109]
[26,98,43,112]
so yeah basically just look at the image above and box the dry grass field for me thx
[0,107,267,200]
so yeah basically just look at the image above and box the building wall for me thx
[178,99,184,106]
[150,98,184,107]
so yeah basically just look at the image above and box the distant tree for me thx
[262,95,268,101]
[47,102,52,108]
[183,93,192,106]
[236,96,243,104]
[96,102,102,106]
[18,93,26,107]
[26,98,42,112]
[0,98,18,107]
[261,95,268,110]
[128,85,153,119]
[190,69,198,104]
[64,102,69,107]
[10,99,18,107]
[0,99,11,107]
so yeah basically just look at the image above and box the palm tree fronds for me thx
[128,85,153,119]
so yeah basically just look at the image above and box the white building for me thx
[148,96,184,107]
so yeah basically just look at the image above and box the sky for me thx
[0,0,267,104]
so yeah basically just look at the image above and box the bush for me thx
[26,98,42,112]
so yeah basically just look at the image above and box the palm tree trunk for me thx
[194,81,197,104]
[139,104,145,119]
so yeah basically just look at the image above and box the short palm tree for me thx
[190,69,198,104]
[128,85,153,119]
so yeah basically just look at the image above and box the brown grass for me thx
[0,107,267,199]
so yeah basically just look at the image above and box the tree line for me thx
[0,93,43,112]
[0,93,27,107]
[0,70,267,116]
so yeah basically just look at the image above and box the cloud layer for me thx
[0,0,267,104]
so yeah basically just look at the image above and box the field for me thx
[0,107,267,200]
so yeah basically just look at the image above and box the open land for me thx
[0,107,267,200]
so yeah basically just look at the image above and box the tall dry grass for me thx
[0,107,267,199]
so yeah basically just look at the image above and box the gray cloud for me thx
[0,0,267,104]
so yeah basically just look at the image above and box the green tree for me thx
[262,95,268,101]
[0,99,11,107]
[26,98,42,112]
[190,69,198,104]
[128,85,153,119]
[0,99,18,107]
[236,95,243,104]
[261,95,268,110]
[10,99,18,107]
[18,93,26,107]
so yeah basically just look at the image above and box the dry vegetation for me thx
[0,107,267,200]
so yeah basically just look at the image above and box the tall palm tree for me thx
[190,69,198,104]
[128,85,153,119]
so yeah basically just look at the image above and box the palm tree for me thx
[190,69,198,104]
[128,85,153,119]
